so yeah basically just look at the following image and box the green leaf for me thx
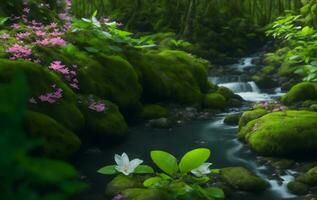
[92,10,98,17]
[151,150,178,175]
[143,177,162,187]
[97,165,117,175]
[179,148,211,174]
[134,165,154,174]
[205,187,225,199]
[0,17,9,26]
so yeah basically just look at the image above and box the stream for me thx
[75,55,298,200]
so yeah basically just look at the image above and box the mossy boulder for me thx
[203,93,226,109]
[238,111,317,157]
[287,181,309,195]
[121,188,172,200]
[282,82,317,105]
[217,86,236,100]
[23,111,81,158]
[140,104,169,120]
[220,167,268,192]
[126,50,210,105]
[36,46,142,115]
[296,166,317,186]
[224,113,241,126]
[238,109,268,131]
[78,97,128,139]
[105,175,145,197]
[0,59,84,131]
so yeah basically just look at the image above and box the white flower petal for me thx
[114,154,123,166]
[128,159,143,172]
[121,153,129,166]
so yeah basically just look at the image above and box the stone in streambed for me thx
[296,166,317,186]
[147,118,173,129]
[121,188,172,200]
[287,181,309,195]
[220,167,268,192]
[282,82,317,105]
[238,109,268,131]
[224,113,241,126]
[140,104,169,120]
[238,111,317,157]
[105,175,145,197]
[203,92,226,109]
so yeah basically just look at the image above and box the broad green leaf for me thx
[151,150,178,175]
[179,148,211,174]
[134,165,154,174]
[205,187,225,199]
[97,165,117,175]
[0,17,9,25]
[92,10,98,17]
[143,177,162,187]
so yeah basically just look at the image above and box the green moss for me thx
[282,82,317,105]
[296,166,317,186]
[203,93,226,109]
[140,104,169,120]
[105,175,145,197]
[220,167,268,192]
[23,111,81,158]
[121,188,172,200]
[0,59,84,131]
[35,46,142,115]
[217,86,235,100]
[126,50,210,105]
[239,111,317,157]
[79,98,128,139]
[224,113,241,126]
[287,181,309,195]
[238,109,268,131]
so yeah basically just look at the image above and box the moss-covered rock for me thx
[217,86,236,100]
[0,59,84,131]
[296,166,317,186]
[239,111,317,157]
[203,93,226,109]
[140,104,169,120]
[78,97,128,139]
[287,181,309,195]
[238,109,268,131]
[282,82,317,105]
[23,111,81,158]
[36,46,142,115]
[126,50,210,105]
[224,113,241,126]
[220,167,268,192]
[105,175,145,197]
[121,188,172,200]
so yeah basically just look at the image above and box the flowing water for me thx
[75,55,298,200]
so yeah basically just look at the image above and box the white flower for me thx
[191,163,212,177]
[114,153,143,176]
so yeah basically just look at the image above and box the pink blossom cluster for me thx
[0,33,10,39]
[254,101,287,112]
[112,194,123,200]
[6,44,32,60]
[49,61,79,90]
[29,85,63,104]
[89,101,106,112]
[58,0,73,31]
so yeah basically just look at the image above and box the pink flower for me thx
[49,37,66,46]
[89,102,106,112]
[35,30,46,37]
[16,32,31,39]
[11,23,21,29]
[49,61,69,75]
[6,44,32,59]
[35,38,50,46]
[23,8,30,14]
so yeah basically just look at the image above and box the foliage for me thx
[0,73,86,200]
[70,11,156,55]
[266,12,317,82]
[98,148,224,200]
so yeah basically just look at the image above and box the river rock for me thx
[238,109,268,130]
[282,82,317,105]
[147,118,173,129]
[121,188,172,200]
[238,111,317,157]
[287,181,309,195]
[203,92,226,109]
[220,167,268,192]
[224,113,241,125]
[105,175,145,197]
[140,104,169,120]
